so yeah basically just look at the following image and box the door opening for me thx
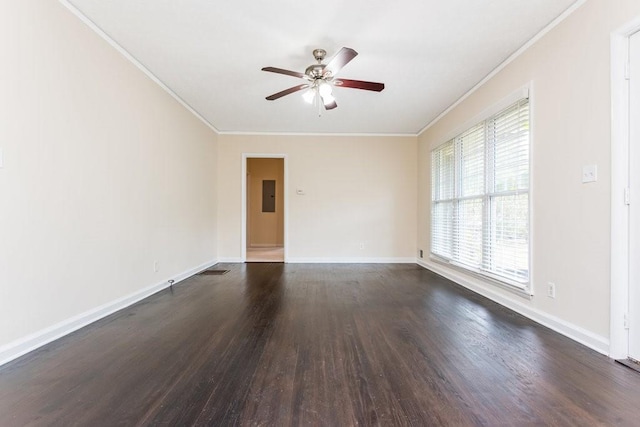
[245,157,285,262]
[611,19,640,361]
[628,30,640,363]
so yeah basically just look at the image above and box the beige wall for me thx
[247,158,284,247]
[418,0,640,346]
[218,135,418,261]
[0,2,218,351]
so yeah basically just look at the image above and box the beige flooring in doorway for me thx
[246,247,284,262]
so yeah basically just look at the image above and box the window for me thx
[431,98,530,289]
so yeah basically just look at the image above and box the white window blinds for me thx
[431,98,530,288]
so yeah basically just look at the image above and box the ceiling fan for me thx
[261,47,385,111]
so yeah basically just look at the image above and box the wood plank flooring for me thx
[246,247,285,262]
[1,263,640,426]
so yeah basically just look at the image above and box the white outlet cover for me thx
[582,165,597,183]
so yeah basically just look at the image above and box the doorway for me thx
[611,20,640,361]
[629,30,640,362]
[245,157,285,262]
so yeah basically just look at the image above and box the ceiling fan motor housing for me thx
[305,63,326,79]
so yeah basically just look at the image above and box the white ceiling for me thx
[66,0,578,135]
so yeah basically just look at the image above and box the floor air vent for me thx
[199,269,230,276]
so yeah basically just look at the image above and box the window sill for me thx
[429,255,533,299]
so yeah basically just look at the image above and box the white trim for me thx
[436,258,531,297]
[0,259,218,367]
[287,257,416,264]
[242,158,247,262]
[418,260,609,355]
[220,131,416,137]
[610,18,640,360]
[242,154,289,263]
[418,0,587,136]
[58,0,220,135]
[528,82,536,298]
[218,257,244,263]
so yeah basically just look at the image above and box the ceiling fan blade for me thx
[334,78,385,92]
[323,47,358,77]
[261,67,306,79]
[265,84,309,101]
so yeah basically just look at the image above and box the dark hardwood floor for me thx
[1,263,640,426]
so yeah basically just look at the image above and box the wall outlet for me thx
[359,242,365,250]
[547,282,556,298]
[419,249,424,258]
[154,261,159,272]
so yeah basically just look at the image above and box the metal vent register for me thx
[199,269,230,276]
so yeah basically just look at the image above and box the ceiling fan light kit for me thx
[262,47,384,115]
[303,80,335,116]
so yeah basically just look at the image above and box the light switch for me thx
[582,165,597,183]
[296,189,305,195]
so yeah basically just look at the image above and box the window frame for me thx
[430,96,531,294]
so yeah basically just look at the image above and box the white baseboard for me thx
[218,257,244,263]
[220,256,416,264]
[0,259,218,367]
[286,257,416,264]
[417,259,610,356]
